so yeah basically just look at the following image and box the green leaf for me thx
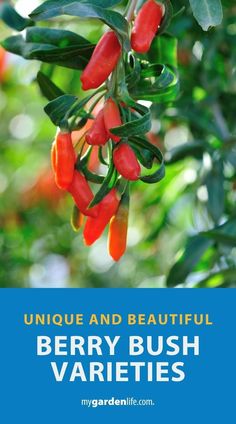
[129,64,179,103]
[98,147,109,166]
[2,28,94,70]
[165,141,205,163]
[44,94,78,126]
[26,26,93,48]
[125,55,142,89]
[158,0,174,35]
[76,146,105,184]
[189,0,223,31]
[0,2,34,31]
[44,91,100,128]
[89,162,118,207]
[203,217,236,246]
[32,0,122,17]
[111,104,151,138]
[37,71,64,101]
[130,136,165,183]
[130,142,154,169]
[30,0,128,39]
[79,168,105,184]
[195,269,236,288]
[166,235,214,287]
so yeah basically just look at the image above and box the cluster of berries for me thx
[51,1,164,261]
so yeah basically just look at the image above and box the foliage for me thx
[0,0,235,288]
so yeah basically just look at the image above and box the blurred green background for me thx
[0,0,235,288]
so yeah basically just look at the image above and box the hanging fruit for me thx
[131,0,164,53]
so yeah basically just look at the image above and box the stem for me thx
[74,132,87,149]
[88,92,106,114]
[73,92,106,147]
[109,0,137,96]
[126,0,139,22]
[108,64,118,95]
[122,182,130,205]
[68,87,106,130]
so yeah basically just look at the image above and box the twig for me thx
[126,0,139,22]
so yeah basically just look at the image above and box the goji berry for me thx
[104,98,122,143]
[81,31,121,90]
[86,110,109,146]
[83,188,120,245]
[131,0,164,54]
[108,198,129,261]
[54,132,76,190]
[113,143,141,181]
[68,170,98,218]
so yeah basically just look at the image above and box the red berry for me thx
[81,32,121,90]
[131,0,164,54]
[113,143,141,181]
